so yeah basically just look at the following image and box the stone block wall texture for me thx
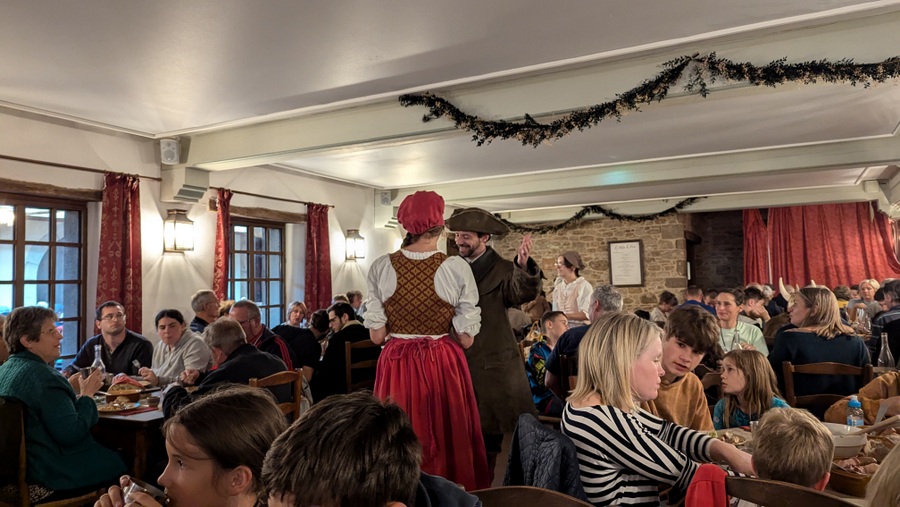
[681,210,744,291]
[492,214,687,312]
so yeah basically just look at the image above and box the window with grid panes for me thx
[228,220,285,327]
[0,196,87,359]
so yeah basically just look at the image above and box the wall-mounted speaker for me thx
[160,138,181,165]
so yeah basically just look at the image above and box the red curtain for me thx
[96,173,142,332]
[305,203,332,312]
[768,202,900,288]
[743,209,770,285]
[213,188,233,301]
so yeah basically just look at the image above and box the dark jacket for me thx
[251,326,296,371]
[465,248,541,434]
[271,324,321,372]
[504,413,588,501]
[311,321,377,402]
[163,343,288,418]
[65,330,153,376]
[769,328,870,418]
[415,472,482,507]
[190,316,210,334]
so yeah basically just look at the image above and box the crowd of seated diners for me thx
[2,269,899,506]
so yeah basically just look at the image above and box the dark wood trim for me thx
[208,199,307,223]
[684,230,702,243]
[0,154,161,182]
[209,186,332,208]
[0,176,102,202]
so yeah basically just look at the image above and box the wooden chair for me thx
[472,486,593,507]
[249,368,305,421]
[725,476,857,507]
[0,398,104,507]
[782,361,873,414]
[345,340,380,393]
[559,354,578,398]
[518,339,535,363]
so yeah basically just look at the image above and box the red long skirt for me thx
[374,336,490,491]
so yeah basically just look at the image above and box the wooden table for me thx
[93,408,165,481]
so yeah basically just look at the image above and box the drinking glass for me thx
[123,477,167,504]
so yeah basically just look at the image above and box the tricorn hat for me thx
[445,208,509,237]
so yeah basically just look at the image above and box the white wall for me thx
[0,110,399,340]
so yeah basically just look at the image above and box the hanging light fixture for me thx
[345,229,366,260]
[163,209,194,253]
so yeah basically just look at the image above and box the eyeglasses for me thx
[100,312,126,322]
[41,327,61,337]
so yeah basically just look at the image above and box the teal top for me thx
[0,351,125,491]
[712,396,790,430]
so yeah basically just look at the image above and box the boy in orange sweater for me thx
[644,305,720,431]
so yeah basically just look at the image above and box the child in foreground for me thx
[687,407,833,507]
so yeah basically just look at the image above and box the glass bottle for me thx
[879,333,896,369]
[91,344,107,376]
[847,395,864,427]
[731,329,744,351]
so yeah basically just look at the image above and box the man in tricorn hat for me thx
[445,207,542,479]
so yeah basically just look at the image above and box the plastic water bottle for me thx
[54,359,63,372]
[847,395,864,427]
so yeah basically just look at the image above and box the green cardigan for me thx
[0,351,125,491]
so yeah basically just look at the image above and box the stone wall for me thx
[492,214,687,312]
[681,210,744,291]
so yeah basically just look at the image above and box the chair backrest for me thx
[782,361,874,411]
[518,339,535,363]
[559,354,577,398]
[344,340,380,393]
[725,476,857,507]
[0,397,28,507]
[249,368,305,421]
[472,486,593,507]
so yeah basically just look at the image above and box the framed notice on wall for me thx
[609,240,644,287]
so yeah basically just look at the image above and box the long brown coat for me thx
[465,247,541,434]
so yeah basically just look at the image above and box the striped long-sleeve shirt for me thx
[561,403,714,506]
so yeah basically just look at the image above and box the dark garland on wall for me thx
[497,197,704,234]
[399,53,900,147]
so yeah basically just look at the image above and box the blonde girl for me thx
[714,349,789,429]
[561,313,752,506]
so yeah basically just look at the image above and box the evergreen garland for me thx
[400,53,900,147]
[496,197,703,234]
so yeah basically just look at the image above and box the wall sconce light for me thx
[345,229,366,260]
[163,209,194,253]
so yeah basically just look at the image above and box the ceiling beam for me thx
[393,135,900,204]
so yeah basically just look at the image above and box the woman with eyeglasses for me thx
[0,306,126,502]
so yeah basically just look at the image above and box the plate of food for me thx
[97,396,141,413]
[830,427,900,497]
[714,428,753,451]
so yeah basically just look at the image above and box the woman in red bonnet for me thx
[364,190,490,491]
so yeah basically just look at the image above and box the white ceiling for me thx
[4,0,900,220]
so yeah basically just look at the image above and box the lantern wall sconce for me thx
[163,209,194,253]
[345,229,366,260]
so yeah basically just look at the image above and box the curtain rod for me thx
[0,154,163,181]
[210,186,333,208]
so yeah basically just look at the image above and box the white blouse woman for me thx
[552,250,593,327]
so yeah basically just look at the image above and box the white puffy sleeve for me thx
[576,278,594,317]
[363,254,397,330]
[434,256,481,336]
